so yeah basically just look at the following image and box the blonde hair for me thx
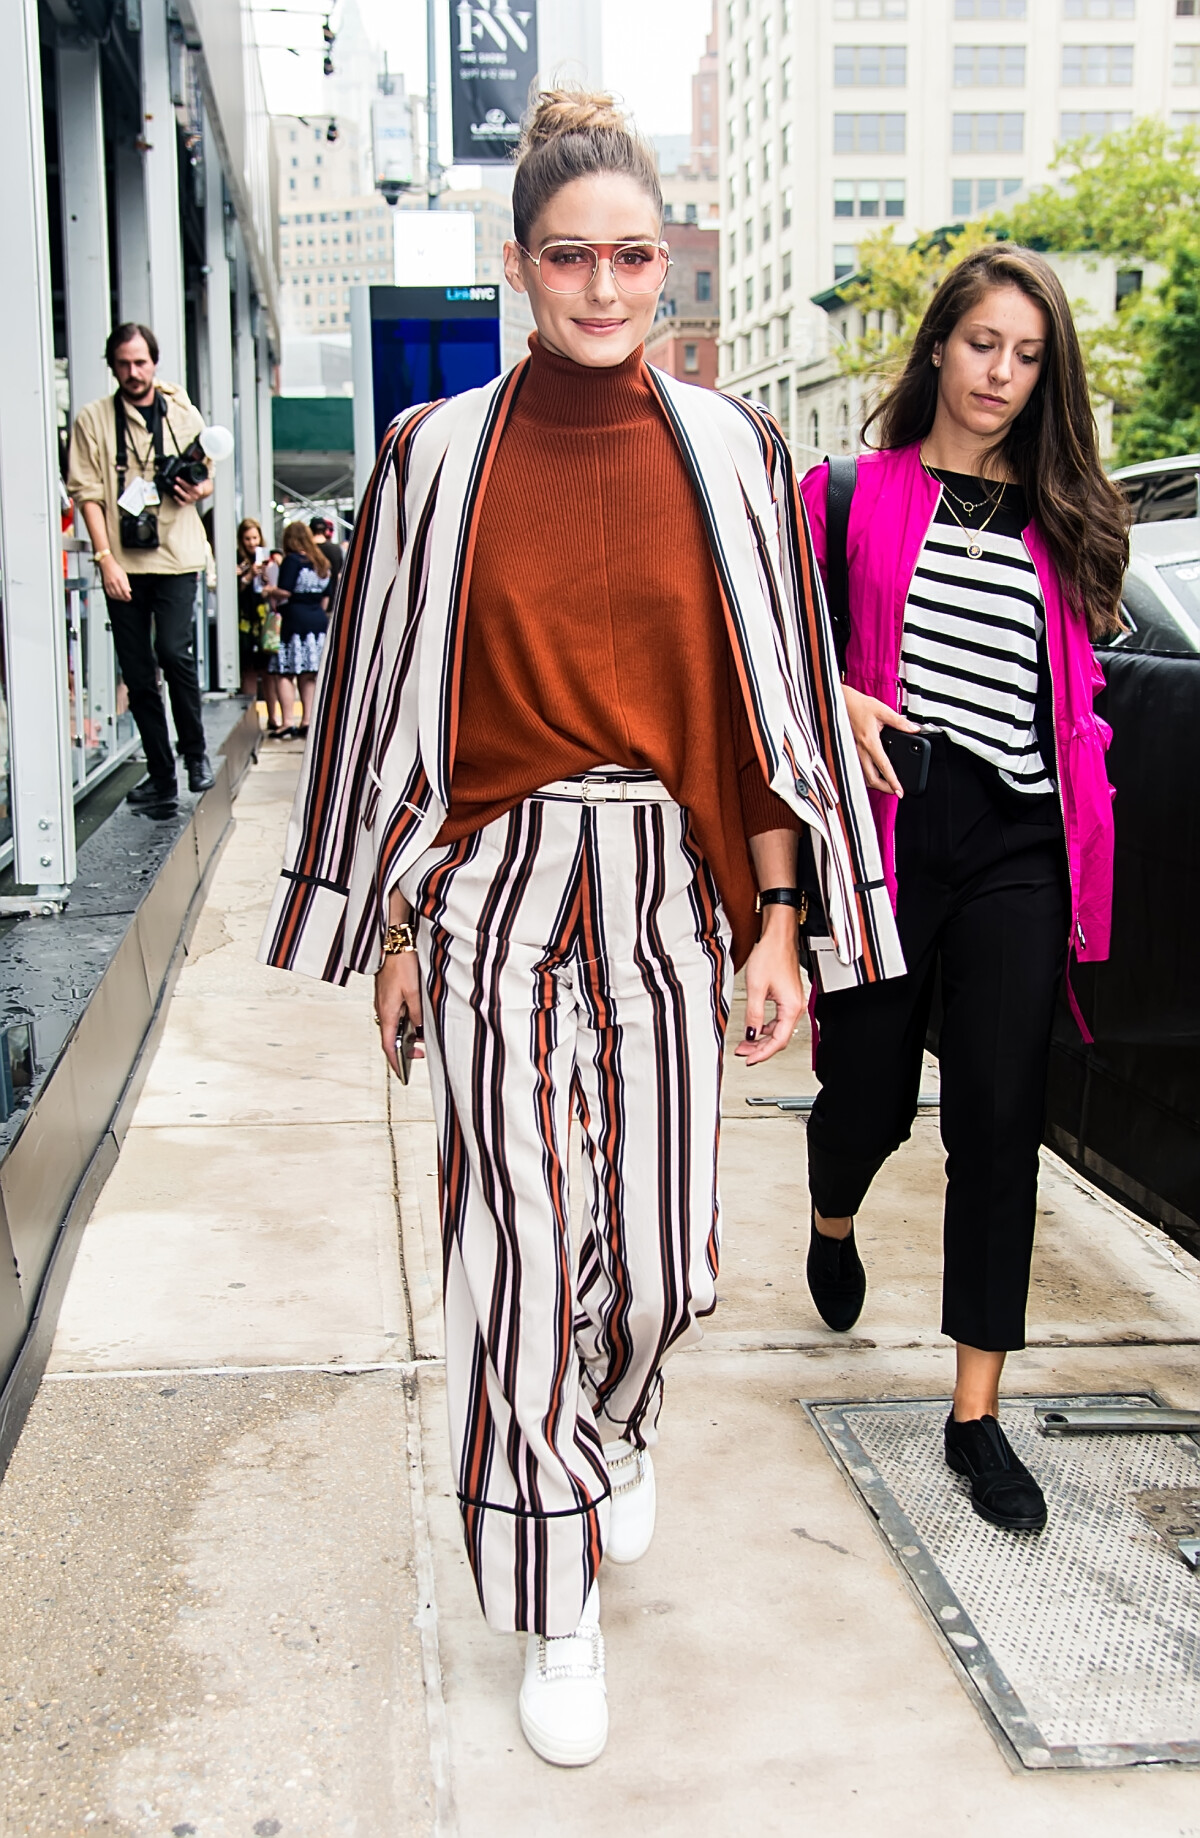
[282,520,331,579]
[512,87,662,246]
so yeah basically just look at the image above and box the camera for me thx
[119,508,160,549]
[156,438,209,498]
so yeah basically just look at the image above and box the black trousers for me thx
[106,572,207,784]
[807,738,1068,1352]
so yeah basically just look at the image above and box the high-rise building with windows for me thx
[719,0,1200,439]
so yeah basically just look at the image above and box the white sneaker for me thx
[518,1584,607,1767]
[603,1437,656,1564]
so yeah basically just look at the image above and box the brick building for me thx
[645,221,720,387]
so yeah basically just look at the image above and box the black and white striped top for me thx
[899,474,1054,797]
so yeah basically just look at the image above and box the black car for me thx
[1045,501,1200,1259]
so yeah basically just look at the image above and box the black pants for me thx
[807,738,1068,1352]
[106,572,207,784]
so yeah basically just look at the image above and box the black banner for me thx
[450,0,538,164]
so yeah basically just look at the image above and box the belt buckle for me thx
[581,777,623,804]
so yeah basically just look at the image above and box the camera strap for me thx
[114,390,169,487]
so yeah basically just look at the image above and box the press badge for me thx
[117,476,160,515]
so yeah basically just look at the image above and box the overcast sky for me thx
[254,0,713,141]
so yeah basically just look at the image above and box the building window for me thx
[729,175,737,211]
[289,129,297,142]
[289,178,296,191]
[782,251,792,291]
[744,99,753,136]
[777,387,791,436]
[686,201,698,223]
[1065,0,1133,14]
[808,408,820,452]
[762,264,773,302]
[782,58,792,101]
[834,45,907,86]
[744,215,754,253]
[745,275,754,310]
[1181,0,1198,13]
[835,179,906,217]
[954,0,1024,12]
[1174,44,1200,82]
[728,230,737,263]
[952,111,1024,151]
[952,175,1024,215]
[762,142,772,181]
[684,342,700,373]
[781,311,791,348]
[1060,109,1132,135]
[953,45,1027,86]
[834,112,906,151]
[761,78,771,121]
[762,204,772,240]
[833,0,907,15]
[729,284,738,321]
[1061,43,1134,84]
[313,175,321,189]
[1171,108,1200,125]
[782,186,793,228]
[696,269,713,301]
[781,122,792,163]
[834,243,857,281]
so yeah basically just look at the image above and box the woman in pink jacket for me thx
[799,245,1128,1533]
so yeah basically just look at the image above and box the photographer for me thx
[67,323,216,819]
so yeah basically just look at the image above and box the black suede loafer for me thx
[805,1212,866,1333]
[944,1412,1048,1532]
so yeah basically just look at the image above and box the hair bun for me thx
[520,87,628,155]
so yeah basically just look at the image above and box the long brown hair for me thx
[236,518,263,563]
[282,519,331,580]
[863,244,1128,640]
[512,87,662,247]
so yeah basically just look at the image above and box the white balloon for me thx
[199,424,235,462]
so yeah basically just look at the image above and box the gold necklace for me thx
[922,459,1006,560]
[929,468,1002,520]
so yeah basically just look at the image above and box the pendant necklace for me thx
[922,458,1006,561]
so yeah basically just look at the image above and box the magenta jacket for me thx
[799,442,1114,967]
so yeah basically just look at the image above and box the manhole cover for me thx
[807,1395,1200,1769]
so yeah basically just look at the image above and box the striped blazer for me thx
[259,359,904,988]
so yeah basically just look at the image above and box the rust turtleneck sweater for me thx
[436,335,799,967]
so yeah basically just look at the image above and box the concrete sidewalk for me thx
[2,745,1198,1836]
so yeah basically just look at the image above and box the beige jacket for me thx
[66,382,210,575]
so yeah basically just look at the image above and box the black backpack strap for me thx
[824,453,858,676]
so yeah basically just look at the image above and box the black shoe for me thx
[186,754,216,793]
[127,773,177,808]
[806,1211,867,1332]
[944,1412,1048,1533]
[135,791,179,820]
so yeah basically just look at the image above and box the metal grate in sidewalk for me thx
[806,1395,1200,1769]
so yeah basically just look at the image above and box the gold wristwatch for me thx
[382,921,417,956]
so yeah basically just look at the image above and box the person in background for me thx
[309,514,343,598]
[67,322,216,819]
[237,518,295,737]
[268,521,330,737]
[799,245,1128,1535]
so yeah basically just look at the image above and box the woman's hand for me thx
[843,685,920,797]
[374,950,425,1079]
[735,908,806,1066]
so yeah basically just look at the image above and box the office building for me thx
[720,0,1200,429]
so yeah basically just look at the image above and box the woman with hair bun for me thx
[262,88,901,1763]
[800,245,1128,1534]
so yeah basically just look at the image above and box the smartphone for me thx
[395,1013,419,1085]
[255,547,270,565]
[881,726,932,797]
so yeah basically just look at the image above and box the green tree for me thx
[998,116,1200,263]
[832,221,993,390]
[1114,234,1200,463]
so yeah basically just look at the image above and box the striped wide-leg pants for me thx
[398,783,733,1637]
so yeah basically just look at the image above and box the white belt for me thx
[534,775,675,806]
